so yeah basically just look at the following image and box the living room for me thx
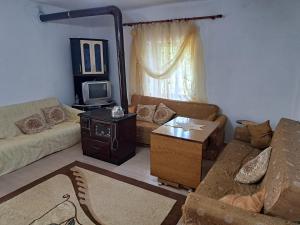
[0,0,299,224]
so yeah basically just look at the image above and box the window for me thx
[130,21,207,102]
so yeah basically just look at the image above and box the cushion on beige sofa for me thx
[41,105,67,125]
[153,103,176,125]
[0,97,61,139]
[131,94,219,120]
[248,120,273,149]
[0,97,82,176]
[234,146,272,184]
[136,104,156,122]
[15,113,49,134]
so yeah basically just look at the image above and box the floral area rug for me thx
[0,161,186,225]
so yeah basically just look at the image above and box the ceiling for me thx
[33,0,199,11]
[33,0,202,27]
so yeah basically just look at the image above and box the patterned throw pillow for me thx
[247,120,272,149]
[236,120,258,126]
[15,113,48,134]
[219,188,265,213]
[42,105,67,125]
[136,104,157,122]
[235,146,272,184]
[153,103,176,125]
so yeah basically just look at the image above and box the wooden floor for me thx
[0,143,215,198]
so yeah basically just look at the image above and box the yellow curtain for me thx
[130,21,207,102]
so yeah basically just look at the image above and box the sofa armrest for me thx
[128,105,136,113]
[208,114,227,148]
[62,104,84,123]
[182,193,296,225]
[215,114,227,130]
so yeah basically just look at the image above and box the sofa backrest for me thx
[262,118,300,221]
[131,94,219,120]
[0,97,60,139]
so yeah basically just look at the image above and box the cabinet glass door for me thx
[83,43,91,72]
[80,40,105,75]
[80,40,93,74]
[94,44,103,73]
[93,41,104,74]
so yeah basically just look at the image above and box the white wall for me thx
[122,0,300,139]
[293,75,300,121]
[0,0,100,106]
[1,0,299,140]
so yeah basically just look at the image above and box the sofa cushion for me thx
[262,118,300,221]
[0,97,60,139]
[153,103,176,125]
[235,146,272,184]
[136,120,160,129]
[234,126,251,143]
[196,140,261,199]
[136,104,156,122]
[136,121,160,144]
[15,113,49,134]
[219,188,265,213]
[131,94,219,120]
[0,122,80,176]
[42,105,67,125]
[248,121,272,149]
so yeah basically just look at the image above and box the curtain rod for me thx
[123,14,223,26]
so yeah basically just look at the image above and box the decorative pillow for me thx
[219,188,265,213]
[234,126,251,143]
[235,146,272,184]
[42,105,67,125]
[153,103,176,125]
[15,114,48,134]
[136,104,157,122]
[248,120,272,149]
[236,120,258,126]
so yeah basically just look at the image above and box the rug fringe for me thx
[71,167,107,225]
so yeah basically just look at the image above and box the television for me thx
[82,81,112,105]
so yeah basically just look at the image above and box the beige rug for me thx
[0,161,185,225]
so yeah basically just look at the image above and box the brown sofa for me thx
[182,118,300,225]
[128,94,227,159]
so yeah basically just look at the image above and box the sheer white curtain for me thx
[130,21,207,102]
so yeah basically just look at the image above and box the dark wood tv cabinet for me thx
[72,101,115,111]
[79,109,136,165]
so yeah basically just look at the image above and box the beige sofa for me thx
[182,118,300,225]
[129,94,227,160]
[0,97,82,176]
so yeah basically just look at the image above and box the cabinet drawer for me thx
[82,138,110,161]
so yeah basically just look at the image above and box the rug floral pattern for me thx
[0,162,184,225]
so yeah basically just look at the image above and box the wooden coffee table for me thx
[150,117,218,189]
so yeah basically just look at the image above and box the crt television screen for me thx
[89,83,108,98]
